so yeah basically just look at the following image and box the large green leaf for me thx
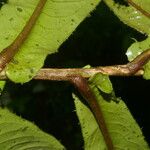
[0,0,101,83]
[74,73,149,149]
[0,108,65,149]
[103,0,150,35]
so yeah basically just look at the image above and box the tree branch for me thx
[0,1,149,149]
[0,66,144,81]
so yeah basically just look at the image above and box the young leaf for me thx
[103,0,150,35]
[126,37,150,79]
[0,0,101,83]
[74,73,149,149]
[0,108,65,150]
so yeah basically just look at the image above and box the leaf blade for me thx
[0,108,65,150]
[74,73,149,149]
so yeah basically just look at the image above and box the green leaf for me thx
[0,0,101,83]
[103,0,150,35]
[0,107,65,150]
[0,81,6,92]
[74,73,149,149]
[126,37,150,79]
[89,73,113,94]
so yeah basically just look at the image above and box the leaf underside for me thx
[73,73,149,149]
[0,108,65,150]
[0,0,101,83]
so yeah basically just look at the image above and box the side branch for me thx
[70,76,114,150]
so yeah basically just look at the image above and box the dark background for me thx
[0,1,149,149]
